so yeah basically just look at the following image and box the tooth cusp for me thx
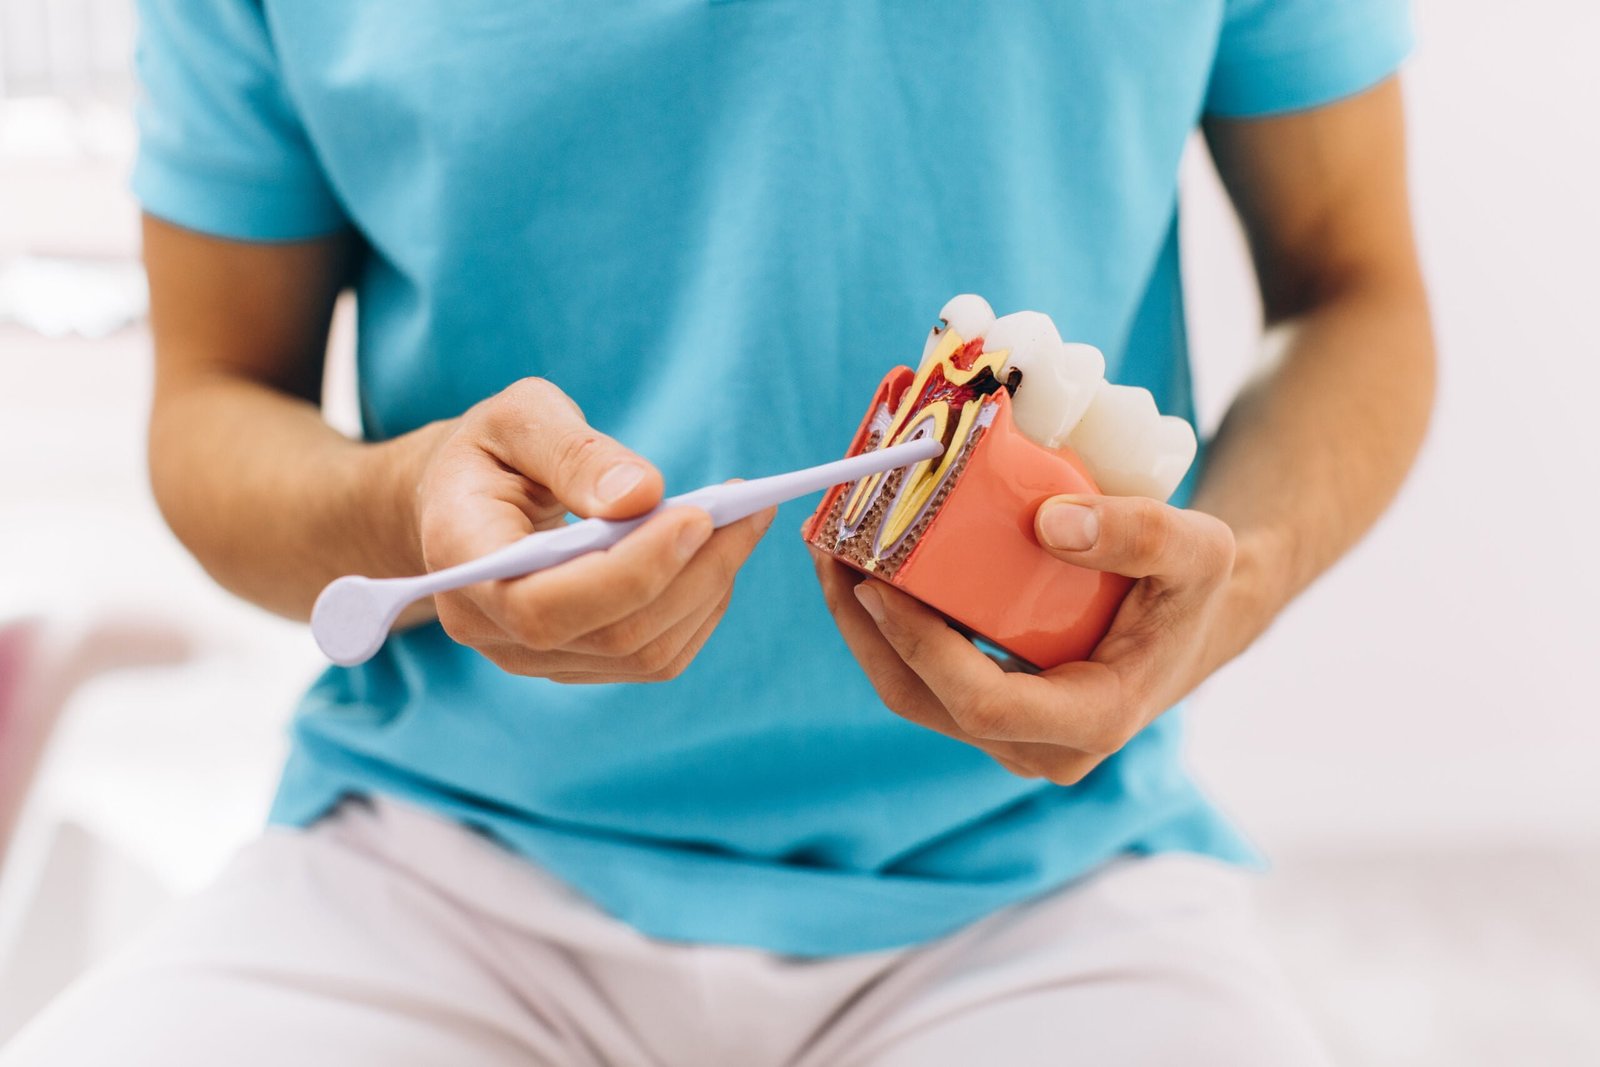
[1065,383,1196,501]
[1007,340,1106,449]
[985,308,1104,450]
[921,294,996,367]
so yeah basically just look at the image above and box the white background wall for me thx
[1183,0,1600,851]
[1,0,1597,1060]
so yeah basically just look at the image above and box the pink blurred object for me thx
[0,614,191,868]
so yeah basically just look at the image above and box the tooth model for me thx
[804,295,1197,668]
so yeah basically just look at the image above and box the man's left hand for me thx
[812,494,1238,784]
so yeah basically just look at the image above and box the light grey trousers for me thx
[1,797,1331,1066]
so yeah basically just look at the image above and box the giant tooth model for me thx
[804,295,1198,668]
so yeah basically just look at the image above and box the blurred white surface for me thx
[1,0,1597,1061]
[1183,0,1600,851]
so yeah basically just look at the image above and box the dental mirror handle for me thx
[311,438,942,667]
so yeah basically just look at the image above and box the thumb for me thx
[482,377,664,518]
[1034,493,1234,585]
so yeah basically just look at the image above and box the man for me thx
[3,1,1433,1064]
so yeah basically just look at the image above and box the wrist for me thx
[1205,522,1296,672]
[353,418,457,578]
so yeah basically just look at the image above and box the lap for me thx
[0,809,584,1067]
[808,855,1332,1067]
[1,798,1330,1067]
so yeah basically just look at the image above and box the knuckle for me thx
[502,608,560,653]
[1044,758,1092,786]
[1082,723,1132,759]
[585,621,642,658]
[509,627,558,654]
[630,633,681,676]
[614,614,661,656]
[950,696,1008,739]
[614,562,660,606]
[1196,519,1237,578]
[488,377,556,426]
[1127,503,1172,563]
[434,599,480,645]
[995,754,1043,780]
[508,376,564,410]
[551,426,608,479]
[876,678,923,718]
[646,651,694,683]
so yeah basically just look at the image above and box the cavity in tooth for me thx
[921,294,996,366]
[1066,384,1198,501]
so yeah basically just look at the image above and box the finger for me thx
[434,584,507,647]
[480,377,665,519]
[812,554,1085,765]
[851,579,1033,738]
[810,553,972,739]
[488,583,731,682]
[1034,494,1235,590]
[546,587,734,685]
[477,506,713,650]
[421,446,550,571]
[642,585,736,682]
[856,579,1127,751]
[567,507,774,657]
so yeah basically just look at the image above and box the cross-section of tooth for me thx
[1066,384,1198,501]
[1001,339,1106,449]
[921,294,996,366]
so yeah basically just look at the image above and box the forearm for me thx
[1190,282,1435,668]
[148,370,451,621]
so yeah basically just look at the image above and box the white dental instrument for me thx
[310,438,944,667]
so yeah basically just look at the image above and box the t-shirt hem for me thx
[1204,14,1415,119]
[268,751,1258,958]
[132,145,349,242]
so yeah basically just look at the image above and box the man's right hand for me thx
[412,377,774,684]
[143,219,769,679]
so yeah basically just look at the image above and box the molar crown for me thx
[961,298,1198,502]
[1065,384,1198,502]
[985,307,1105,451]
[921,294,996,368]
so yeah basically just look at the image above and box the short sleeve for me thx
[1205,0,1414,119]
[132,0,346,241]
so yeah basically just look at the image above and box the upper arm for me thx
[143,216,356,404]
[133,0,356,403]
[1203,78,1426,325]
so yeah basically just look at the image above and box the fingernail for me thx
[1040,502,1099,551]
[676,518,712,562]
[854,584,885,623]
[597,463,645,504]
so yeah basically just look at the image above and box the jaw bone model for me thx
[804,295,1198,669]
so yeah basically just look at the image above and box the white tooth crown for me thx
[905,295,1198,500]
[921,294,996,367]
[992,321,1107,451]
[985,312,1066,448]
[1065,383,1198,502]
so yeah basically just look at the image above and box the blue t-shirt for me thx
[134,0,1411,956]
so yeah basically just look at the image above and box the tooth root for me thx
[921,294,996,367]
[1066,384,1197,501]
